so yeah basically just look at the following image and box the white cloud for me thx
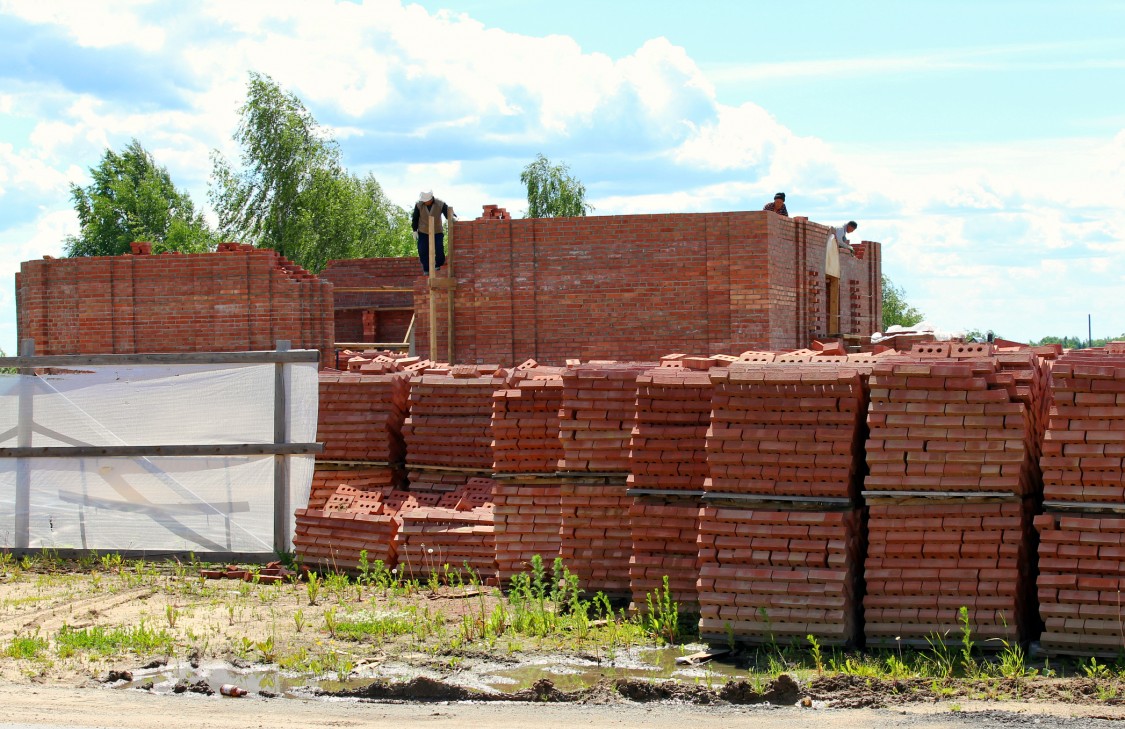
[0,0,166,51]
[0,142,72,195]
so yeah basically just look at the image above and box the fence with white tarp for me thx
[0,342,321,557]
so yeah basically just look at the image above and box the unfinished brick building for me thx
[414,209,882,365]
[15,209,881,367]
[15,243,334,363]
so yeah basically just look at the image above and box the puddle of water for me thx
[478,645,745,693]
[117,661,373,698]
[117,646,747,698]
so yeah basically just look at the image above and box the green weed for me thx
[640,576,679,645]
[5,631,48,660]
[56,621,174,658]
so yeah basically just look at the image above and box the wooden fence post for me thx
[273,340,291,554]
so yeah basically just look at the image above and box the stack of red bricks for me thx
[558,362,655,472]
[493,480,565,581]
[306,468,399,511]
[393,478,498,582]
[865,353,1040,496]
[1040,349,1125,504]
[559,480,634,597]
[491,364,567,474]
[1036,347,1125,654]
[865,500,1032,644]
[696,507,862,645]
[627,359,715,613]
[317,372,410,463]
[295,484,409,571]
[1036,513,1125,654]
[629,359,714,492]
[706,363,868,498]
[863,348,1043,645]
[402,366,509,470]
[491,363,567,582]
[558,362,653,597]
[298,370,413,571]
[995,349,1053,478]
[698,361,868,644]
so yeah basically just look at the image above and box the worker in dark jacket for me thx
[411,191,453,274]
[763,192,788,216]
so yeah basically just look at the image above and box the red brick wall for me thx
[414,211,882,365]
[15,246,334,364]
[320,257,419,346]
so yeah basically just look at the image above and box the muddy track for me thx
[320,671,1125,713]
[326,673,803,705]
[0,585,157,634]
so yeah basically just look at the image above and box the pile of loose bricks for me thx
[297,340,1125,654]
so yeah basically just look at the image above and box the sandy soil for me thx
[2,564,1125,727]
[0,682,1122,729]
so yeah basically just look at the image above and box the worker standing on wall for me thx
[411,191,454,274]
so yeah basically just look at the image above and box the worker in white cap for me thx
[411,191,453,274]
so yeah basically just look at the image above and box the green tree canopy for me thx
[881,274,924,331]
[520,153,593,218]
[64,139,214,257]
[1033,334,1125,349]
[209,72,412,272]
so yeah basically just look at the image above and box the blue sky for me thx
[1,0,1124,354]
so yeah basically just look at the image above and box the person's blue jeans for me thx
[417,233,445,273]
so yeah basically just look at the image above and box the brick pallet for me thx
[403,368,508,471]
[696,505,863,646]
[1036,512,1125,655]
[864,498,1034,645]
[627,364,713,613]
[295,484,461,572]
[307,466,400,510]
[1036,349,1125,655]
[493,477,564,583]
[559,478,633,596]
[629,365,713,491]
[393,479,498,582]
[706,363,869,498]
[865,357,1040,496]
[317,372,409,463]
[1041,352,1125,504]
[492,369,566,474]
[558,362,654,473]
[629,496,702,613]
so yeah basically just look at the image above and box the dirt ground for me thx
[3,563,1125,726]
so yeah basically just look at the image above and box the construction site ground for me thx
[1,561,1125,725]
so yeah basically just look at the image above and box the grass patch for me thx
[55,622,174,658]
[5,632,48,660]
[331,610,415,641]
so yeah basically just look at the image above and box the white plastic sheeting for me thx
[0,361,318,553]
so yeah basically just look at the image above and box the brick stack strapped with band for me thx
[490,360,567,582]
[557,362,656,597]
[699,351,872,646]
[398,364,508,582]
[1035,345,1125,656]
[863,342,1050,646]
